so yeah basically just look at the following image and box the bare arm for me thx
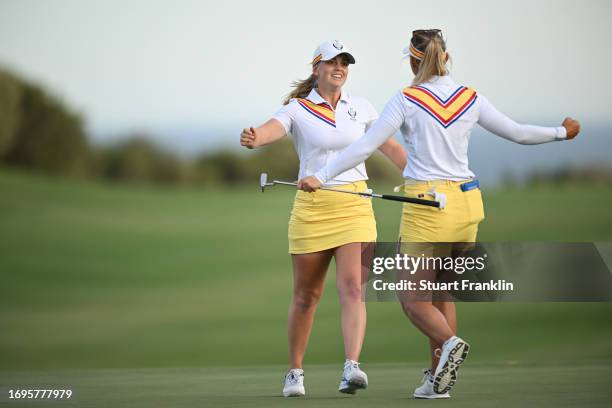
[240,119,287,149]
[378,137,407,171]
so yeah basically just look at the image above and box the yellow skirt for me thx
[288,180,377,254]
[399,179,485,244]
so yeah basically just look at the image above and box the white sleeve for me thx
[314,92,405,184]
[477,94,567,144]
[271,102,294,134]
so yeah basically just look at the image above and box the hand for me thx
[240,126,258,149]
[297,176,322,192]
[562,117,580,140]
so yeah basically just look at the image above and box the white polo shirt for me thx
[272,88,378,186]
[315,75,567,183]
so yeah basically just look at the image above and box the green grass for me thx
[0,169,611,374]
[477,184,612,241]
[1,363,611,408]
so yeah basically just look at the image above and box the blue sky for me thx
[0,0,610,160]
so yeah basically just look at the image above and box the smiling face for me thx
[313,54,350,90]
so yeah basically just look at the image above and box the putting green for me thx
[1,362,610,407]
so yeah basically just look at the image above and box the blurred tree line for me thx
[525,165,612,187]
[0,67,400,186]
[0,69,88,175]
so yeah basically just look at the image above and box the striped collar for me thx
[306,88,350,109]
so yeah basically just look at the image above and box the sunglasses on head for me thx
[412,29,442,37]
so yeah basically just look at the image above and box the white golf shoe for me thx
[414,368,450,399]
[433,336,470,394]
[338,359,368,394]
[282,368,305,397]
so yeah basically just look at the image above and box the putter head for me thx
[260,173,276,192]
[260,173,268,192]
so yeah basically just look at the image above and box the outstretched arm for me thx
[297,119,400,191]
[310,118,399,185]
[477,95,580,144]
[299,93,407,192]
[308,93,407,188]
[240,119,287,149]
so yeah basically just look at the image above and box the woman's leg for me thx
[397,262,455,347]
[429,301,457,371]
[288,250,334,369]
[334,243,368,361]
[400,300,454,346]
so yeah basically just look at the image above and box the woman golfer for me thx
[298,29,581,398]
[240,40,406,397]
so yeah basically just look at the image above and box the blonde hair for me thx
[411,30,449,86]
[283,74,317,105]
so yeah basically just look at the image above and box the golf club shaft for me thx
[272,180,440,208]
[274,180,371,198]
[378,194,440,208]
[273,180,368,196]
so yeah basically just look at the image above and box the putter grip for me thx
[380,194,440,208]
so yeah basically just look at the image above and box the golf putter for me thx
[260,173,446,209]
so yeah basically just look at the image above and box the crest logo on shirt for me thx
[333,40,344,50]
[348,106,357,121]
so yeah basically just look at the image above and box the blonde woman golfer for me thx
[240,40,406,397]
[298,29,580,399]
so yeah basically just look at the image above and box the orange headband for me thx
[408,42,425,60]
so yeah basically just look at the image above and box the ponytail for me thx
[283,74,317,105]
[411,30,449,86]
